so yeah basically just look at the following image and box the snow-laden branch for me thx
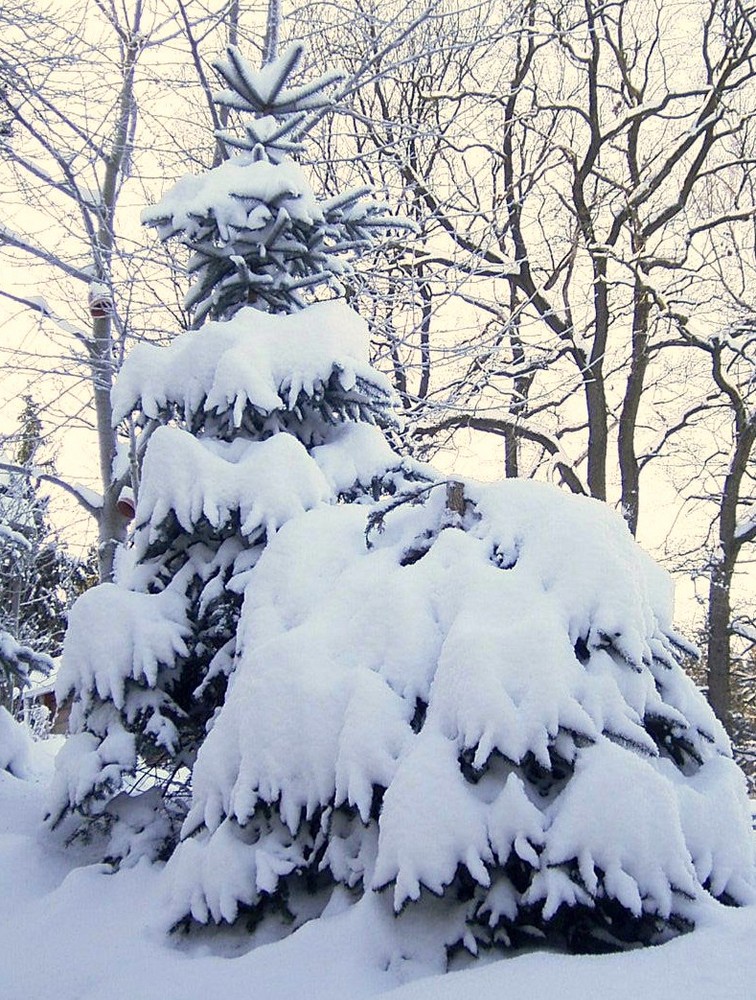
[2,145,102,212]
[687,205,756,239]
[0,289,93,352]
[735,512,756,545]
[0,225,92,283]
[731,620,756,648]
[0,462,102,519]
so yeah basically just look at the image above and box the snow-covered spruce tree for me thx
[0,407,56,713]
[0,481,51,712]
[0,428,55,775]
[46,44,418,861]
[161,480,756,959]
[0,631,52,714]
[0,399,92,673]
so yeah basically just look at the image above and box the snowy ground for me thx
[1,737,755,1000]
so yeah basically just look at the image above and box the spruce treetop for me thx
[143,43,411,324]
[212,43,341,162]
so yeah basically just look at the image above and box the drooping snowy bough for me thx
[163,480,754,956]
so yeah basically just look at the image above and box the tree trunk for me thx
[263,0,282,65]
[618,276,651,536]
[504,427,519,478]
[705,408,755,731]
[706,553,734,728]
[92,315,126,582]
[90,17,142,581]
[584,366,608,502]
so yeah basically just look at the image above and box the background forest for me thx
[0,0,754,757]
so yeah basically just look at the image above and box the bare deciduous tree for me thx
[0,0,240,580]
[299,0,756,726]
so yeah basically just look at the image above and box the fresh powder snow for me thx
[1,724,756,1000]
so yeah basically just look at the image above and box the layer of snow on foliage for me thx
[112,300,392,424]
[142,156,322,240]
[129,419,403,560]
[213,42,342,116]
[313,422,408,494]
[0,629,54,687]
[56,584,190,713]
[135,428,331,542]
[165,478,753,939]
